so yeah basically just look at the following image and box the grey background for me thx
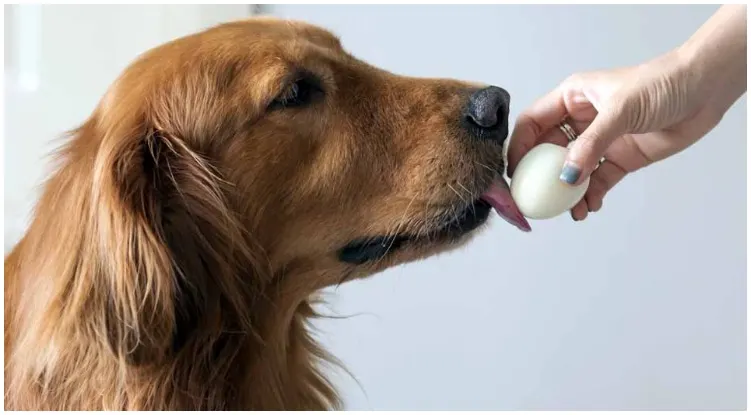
[5,4,746,411]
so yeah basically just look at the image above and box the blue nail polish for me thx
[559,164,581,185]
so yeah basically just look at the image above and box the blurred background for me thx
[4,4,746,410]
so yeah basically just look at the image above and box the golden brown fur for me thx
[5,18,507,410]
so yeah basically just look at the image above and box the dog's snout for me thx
[463,86,510,143]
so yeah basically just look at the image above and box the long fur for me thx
[6,17,501,410]
[5,113,341,409]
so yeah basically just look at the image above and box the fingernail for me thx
[559,163,581,185]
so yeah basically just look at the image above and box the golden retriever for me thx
[4,17,530,410]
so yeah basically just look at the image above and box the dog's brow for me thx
[215,59,249,93]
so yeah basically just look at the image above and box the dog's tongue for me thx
[481,178,532,232]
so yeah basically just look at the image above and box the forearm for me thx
[679,5,747,112]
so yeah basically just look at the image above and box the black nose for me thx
[463,86,510,143]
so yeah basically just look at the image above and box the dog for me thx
[4,17,530,410]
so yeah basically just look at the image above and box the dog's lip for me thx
[338,199,492,265]
[480,177,532,232]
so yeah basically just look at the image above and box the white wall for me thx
[4,4,251,249]
[268,5,746,410]
[4,5,746,410]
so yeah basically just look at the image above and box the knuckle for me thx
[573,135,601,160]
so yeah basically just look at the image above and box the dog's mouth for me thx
[338,177,531,265]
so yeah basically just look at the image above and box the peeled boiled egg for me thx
[509,143,589,220]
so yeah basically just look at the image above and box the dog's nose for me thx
[464,86,510,143]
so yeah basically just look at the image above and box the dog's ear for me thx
[87,109,261,364]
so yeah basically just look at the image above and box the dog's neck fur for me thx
[6,235,340,410]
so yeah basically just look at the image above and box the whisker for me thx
[377,203,416,264]
[376,192,421,266]
[422,190,439,232]
[475,161,496,174]
[446,183,466,205]
[456,182,473,198]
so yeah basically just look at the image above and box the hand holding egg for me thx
[509,143,590,220]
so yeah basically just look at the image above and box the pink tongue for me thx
[481,178,532,232]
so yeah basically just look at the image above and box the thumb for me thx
[559,107,627,185]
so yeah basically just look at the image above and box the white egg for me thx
[510,143,589,220]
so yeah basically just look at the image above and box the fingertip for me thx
[570,200,588,221]
[584,180,605,213]
[559,162,582,185]
[559,163,593,187]
[561,140,598,186]
[586,194,602,212]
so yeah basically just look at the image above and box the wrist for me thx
[676,39,745,112]
[675,6,747,106]
[674,40,713,87]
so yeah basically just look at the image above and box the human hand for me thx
[507,51,726,221]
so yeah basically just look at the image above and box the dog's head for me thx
[95,18,530,291]
[39,18,532,369]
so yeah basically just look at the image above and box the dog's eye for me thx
[269,77,322,110]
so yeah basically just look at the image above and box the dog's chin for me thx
[338,198,492,265]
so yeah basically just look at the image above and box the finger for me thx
[562,87,599,121]
[585,192,603,213]
[534,123,572,148]
[570,199,589,221]
[560,106,627,186]
[589,159,628,199]
[507,87,569,177]
[583,159,628,213]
